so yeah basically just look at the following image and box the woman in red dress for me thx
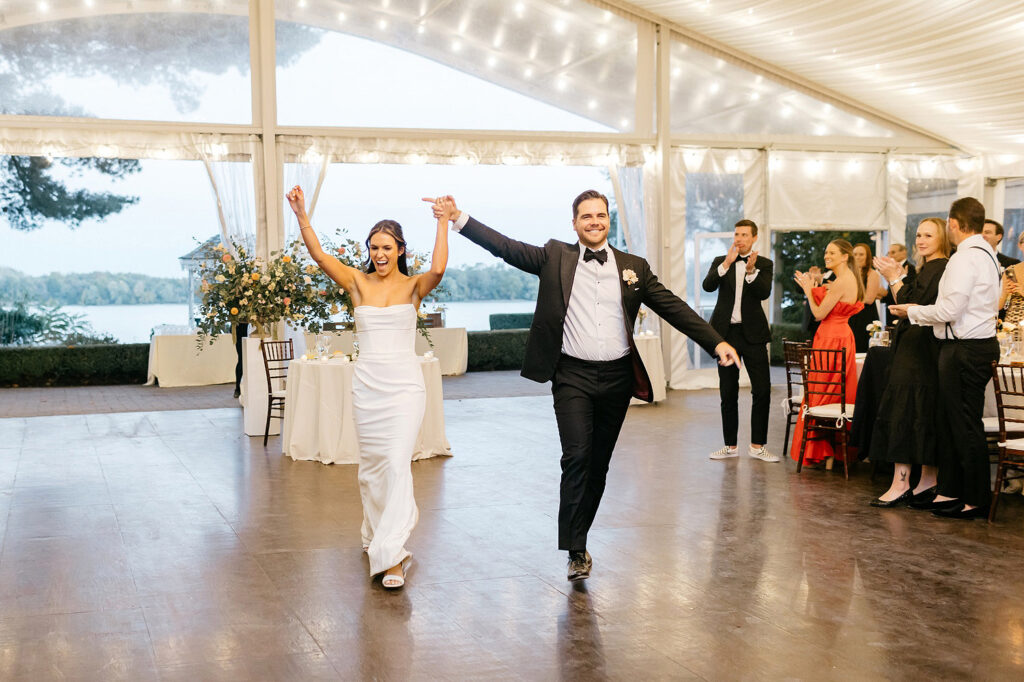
[790,239,864,466]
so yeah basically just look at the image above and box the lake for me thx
[61,300,537,343]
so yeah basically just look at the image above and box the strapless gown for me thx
[352,304,425,576]
[790,287,863,465]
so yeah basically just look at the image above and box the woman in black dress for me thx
[868,218,951,506]
[849,242,883,353]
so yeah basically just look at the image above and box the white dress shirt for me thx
[907,234,1000,340]
[717,253,759,324]
[452,213,629,361]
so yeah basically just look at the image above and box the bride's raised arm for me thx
[413,195,453,301]
[286,186,362,293]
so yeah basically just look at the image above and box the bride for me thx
[286,186,452,589]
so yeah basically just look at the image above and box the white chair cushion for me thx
[271,389,287,398]
[984,417,1000,433]
[998,437,1024,450]
[805,403,854,420]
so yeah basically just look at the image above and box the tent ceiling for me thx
[626,0,1024,154]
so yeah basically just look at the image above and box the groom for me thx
[431,191,739,581]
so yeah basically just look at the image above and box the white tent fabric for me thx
[768,151,886,231]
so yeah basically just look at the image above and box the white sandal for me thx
[381,558,410,589]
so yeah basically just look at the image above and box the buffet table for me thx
[146,333,235,387]
[281,356,451,464]
[304,328,468,376]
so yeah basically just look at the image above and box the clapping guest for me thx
[881,243,915,324]
[868,218,950,507]
[849,243,882,352]
[998,231,1024,324]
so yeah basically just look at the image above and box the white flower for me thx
[261,274,271,284]
[303,275,313,285]
[622,269,638,285]
[268,282,276,291]
[240,298,248,305]
[214,274,226,283]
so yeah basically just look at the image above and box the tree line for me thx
[0,262,540,306]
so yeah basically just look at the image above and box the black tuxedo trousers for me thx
[718,324,771,446]
[552,353,634,551]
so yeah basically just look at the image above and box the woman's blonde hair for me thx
[916,217,951,260]
[829,239,865,301]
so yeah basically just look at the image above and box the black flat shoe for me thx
[870,489,913,508]
[910,497,961,511]
[932,504,990,520]
[909,486,937,505]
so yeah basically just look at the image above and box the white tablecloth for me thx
[146,333,235,388]
[632,334,667,405]
[304,327,468,376]
[281,356,451,464]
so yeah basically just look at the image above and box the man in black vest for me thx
[703,219,776,462]
[431,191,740,581]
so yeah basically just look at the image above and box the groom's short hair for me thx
[572,190,609,220]
[735,219,758,236]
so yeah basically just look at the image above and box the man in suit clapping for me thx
[703,220,777,462]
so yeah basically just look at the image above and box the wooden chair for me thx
[796,346,854,479]
[989,362,1024,521]
[781,339,808,459]
[259,339,293,447]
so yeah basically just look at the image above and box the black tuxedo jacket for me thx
[997,252,1020,269]
[459,217,724,402]
[702,255,773,344]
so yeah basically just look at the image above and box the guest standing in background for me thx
[703,219,777,463]
[982,219,1020,270]
[892,198,1000,520]
[867,218,950,507]
[998,231,1024,325]
[849,243,882,353]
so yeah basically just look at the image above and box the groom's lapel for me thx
[561,243,579,311]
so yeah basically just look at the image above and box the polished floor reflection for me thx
[1,387,1023,680]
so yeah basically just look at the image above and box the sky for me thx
[1,22,614,278]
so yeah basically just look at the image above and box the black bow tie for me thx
[736,255,751,263]
[584,248,608,265]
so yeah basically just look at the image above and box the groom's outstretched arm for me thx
[640,262,728,356]
[458,217,547,277]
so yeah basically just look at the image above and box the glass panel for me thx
[906,178,956,251]
[1004,179,1024,261]
[306,162,612,329]
[1,157,222,344]
[0,1,251,122]
[670,40,895,138]
[276,0,637,131]
[685,172,743,368]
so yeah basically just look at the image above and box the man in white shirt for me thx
[432,190,740,580]
[891,197,1000,519]
[703,220,776,462]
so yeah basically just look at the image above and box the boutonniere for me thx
[622,269,638,285]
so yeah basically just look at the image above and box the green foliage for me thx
[0,267,187,305]
[433,263,538,301]
[466,330,529,372]
[773,231,875,322]
[0,343,148,387]
[1,155,140,232]
[489,313,534,330]
[769,324,811,365]
[0,301,115,346]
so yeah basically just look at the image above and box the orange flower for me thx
[282,255,291,263]
[230,307,239,315]
[221,253,232,262]
[283,297,291,306]
[251,273,261,281]
[319,290,327,296]
[337,246,346,255]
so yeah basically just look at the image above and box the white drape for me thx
[282,157,329,247]
[611,164,647,259]
[886,155,983,245]
[768,151,886,230]
[200,159,257,258]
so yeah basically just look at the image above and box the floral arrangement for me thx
[194,230,443,346]
[866,320,884,333]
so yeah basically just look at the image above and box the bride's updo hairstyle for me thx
[828,239,865,301]
[364,220,409,275]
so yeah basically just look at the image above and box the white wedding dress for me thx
[352,304,425,576]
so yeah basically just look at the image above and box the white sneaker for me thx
[748,445,780,462]
[709,446,738,460]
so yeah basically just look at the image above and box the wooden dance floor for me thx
[0,384,1022,679]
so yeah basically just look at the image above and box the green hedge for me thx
[0,343,149,387]
[770,323,811,365]
[466,329,528,372]
[489,312,534,330]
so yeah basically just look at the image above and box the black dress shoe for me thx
[932,504,990,520]
[909,487,937,505]
[233,387,241,399]
[910,496,961,511]
[567,550,592,581]
[870,489,913,508]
